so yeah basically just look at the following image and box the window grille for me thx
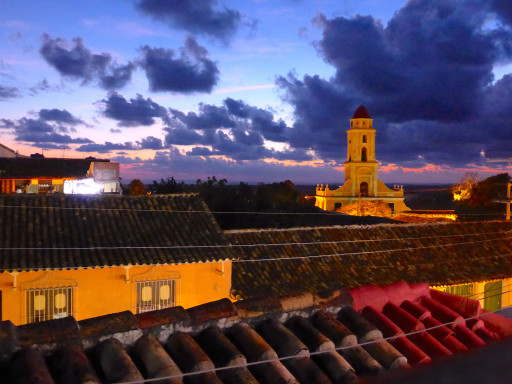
[25,287,74,323]
[135,279,177,313]
[445,284,474,297]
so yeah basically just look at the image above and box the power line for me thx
[0,204,507,217]
[1,229,509,252]
[1,234,510,274]
[115,292,512,384]
[233,235,512,263]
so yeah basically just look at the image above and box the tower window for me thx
[362,135,367,143]
[361,147,367,162]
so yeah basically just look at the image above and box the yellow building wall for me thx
[0,261,232,325]
[433,277,512,311]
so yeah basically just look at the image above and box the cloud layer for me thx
[0,108,92,148]
[139,37,219,93]
[276,0,512,169]
[39,35,219,94]
[40,35,135,90]
[136,0,242,42]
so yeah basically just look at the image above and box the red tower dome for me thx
[352,105,371,119]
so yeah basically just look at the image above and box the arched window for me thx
[361,147,367,162]
[362,135,367,143]
[360,182,368,196]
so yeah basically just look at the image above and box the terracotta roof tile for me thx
[228,222,512,298]
[2,282,512,383]
[0,194,233,271]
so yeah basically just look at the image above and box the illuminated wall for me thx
[0,261,232,325]
[433,278,512,312]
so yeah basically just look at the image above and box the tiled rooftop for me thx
[228,221,512,298]
[0,157,109,179]
[1,282,511,384]
[0,194,232,271]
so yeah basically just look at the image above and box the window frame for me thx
[21,271,78,324]
[131,266,181,314]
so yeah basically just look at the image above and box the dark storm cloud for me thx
[76,141,136,153]
[164,127,204,145]
[200,129,273,161]
[39,109,83,125]
[271,148,313,162]
[0,85,20,99]
[315,0,500,122]
[99,63,136,90]
[0,117,92,146]
[186,147,214,156]
[490,0,512,26]
[40,35,134,90]
[137,136,164,150]
[163,98,303,161]
[276,74,353,160]
[101,92,170,127]
[136,0,241,42]
[224,98,291,142]
[139,37,219,93]
[169,103,235,130]
[168,97,294,142]
[276,0,512,168]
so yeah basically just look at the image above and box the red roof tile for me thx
[1,282,512,383]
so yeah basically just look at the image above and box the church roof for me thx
[353,105,371,119]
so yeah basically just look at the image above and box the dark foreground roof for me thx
[228,221,512,298]
[0,194,232,271]
[0,157,108,179]
[1,282,511,384]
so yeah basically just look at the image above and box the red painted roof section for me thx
[352,105,371,119]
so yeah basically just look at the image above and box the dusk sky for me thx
[2,0,512,185]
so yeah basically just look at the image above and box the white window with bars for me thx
[135,279,176,313]
[25,286,74,324]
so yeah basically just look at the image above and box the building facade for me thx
[315,106,410,213]
[0,157,116,194]
[0,194,233,325]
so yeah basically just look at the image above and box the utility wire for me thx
[1,234,511,273]
[0,204,507,217]
[0,229,509,252]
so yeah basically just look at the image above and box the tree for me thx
[128,179,146,195]
[150,177,186,194]
[453,173,511,220]
[452,173,479,202]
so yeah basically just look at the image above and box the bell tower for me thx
[315,105,408,213]
[344,105,379,197]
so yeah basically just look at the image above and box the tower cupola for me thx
[352,105,371,119]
